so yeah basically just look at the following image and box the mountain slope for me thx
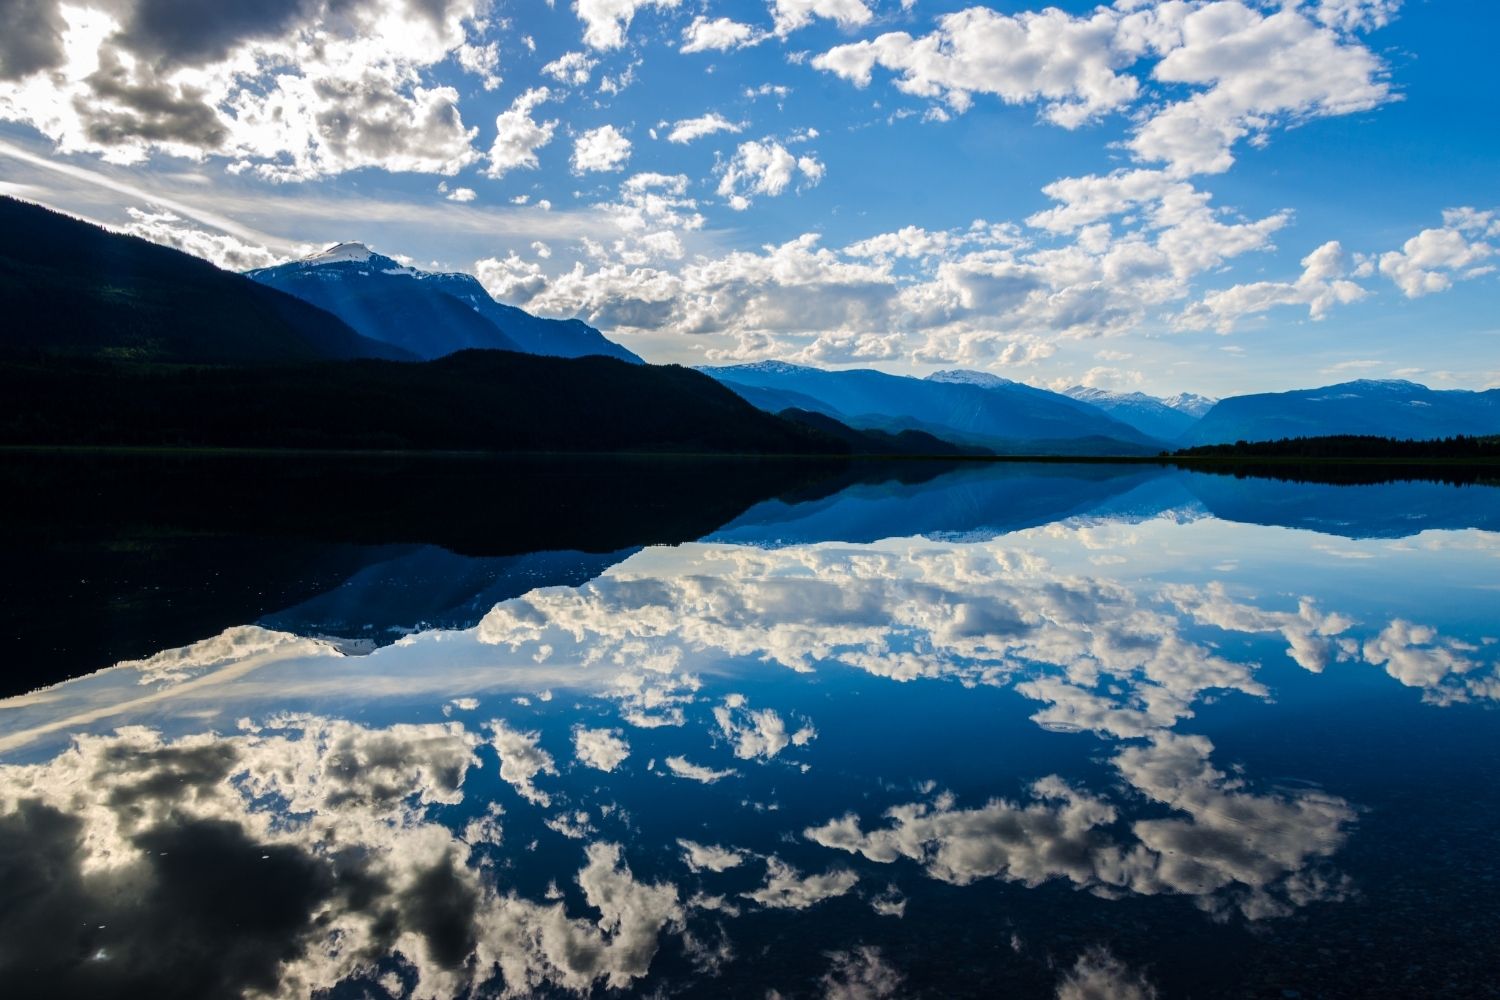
[1184,379,1500,445]
[699,361,1163,454]
[0,197,410,363]
[249,245,641,363]
[0,349,959,454]
[1062,386,1205,440]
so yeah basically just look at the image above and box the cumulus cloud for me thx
[0,717,687,997]
[1055,947,1158,1000]
[772,0,874,37]
[572,726,631,771]
[541,50,597,87]
[574,0,682,50]
[713,694,816,760]
[486,87,556,178]
[742,856,860,908]
[1362,619,1498,705]
[467,171,1287,364]
[807,734,1354,918]
[0,0,489,179]
[666,112,742,144]
[490,720,558,806]
[663,755,736,783]
[572,123,633,173]
[814,5,1137,126]
[677,838,748,872]
[680,15,768,53]
[820,946,906,1000]
[1378,208,1497,297]
[716,139,825,210]
[118,207,291,271]
[1177,240,1367,332]
[1164,583,1354,671]
[813,1,1396,175]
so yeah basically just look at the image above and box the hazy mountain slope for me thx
[0,198,411,363]
[249,244,641,363]
[1184,379,1500,445]
[699,361,1162,454]
[247,245,523,359]
[416,270,643,363]
[1063,386,1202,440]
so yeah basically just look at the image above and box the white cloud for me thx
[772,0,874,38]
[572,124,633,173]
[541,50,597,86]
[1055,947,1159,1000]
[491,720,558,806]
[680,16,769,53]
[1130,2,1395,175]
[486,87,556,177]
[713,693,816,760]
[666,112,742,144]
[119,207,291,271]
[742,856,860,908]
[574,0,683,50]
[716,139,824,209]
[445,185,477,202]
[0,0,490,180]
[1362,619,1498,705]
[677,838,748,872]
[820,947,906,1000]
[1378,209,1496,297]
[813,5,1138,126]
[0,718,686,997]
[573,726,631,771]
[663,755,736,783]
[1177,240,1368,332]
[813,2,1396,175]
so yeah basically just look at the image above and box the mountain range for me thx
[2,195,1496,455]
[1181,379,1500,445]
[0,197,408,364]
[1062,386,1215,441]
[248,244,641,364]
[699,362,1162,456]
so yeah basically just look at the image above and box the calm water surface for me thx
[2,460,1497,999]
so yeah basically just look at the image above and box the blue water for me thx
[1,463,1497,998]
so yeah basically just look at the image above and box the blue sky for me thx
[0,0,1495,397]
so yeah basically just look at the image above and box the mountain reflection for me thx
[2,468,1499,997]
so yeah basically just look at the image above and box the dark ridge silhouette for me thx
[777,407,991,456]
[0,350,869,454]
[0,452,965,694]
[0,197,410,363]
[1175,433,1500,460]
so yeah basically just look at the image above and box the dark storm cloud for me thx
[118,0,315,66]
[0,802,337,1000]
[80,49,227,148]
[0,0,67,79]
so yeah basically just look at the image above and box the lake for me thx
[1,457,1497,998]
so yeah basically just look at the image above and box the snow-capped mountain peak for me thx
[1160,392,1217,417]
[925,369,1017,389]
[301,242,378,266]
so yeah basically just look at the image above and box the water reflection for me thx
[2,463,1498,997]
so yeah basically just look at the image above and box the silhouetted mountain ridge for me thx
[0,197,410,364]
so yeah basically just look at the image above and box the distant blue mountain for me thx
[698,362,1163,454]
[248,243,641,364]
[1062,386,1210,441]
[1184,379,1500,445]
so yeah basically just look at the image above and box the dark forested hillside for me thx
[0,197,410,363]
[0,350,882,454]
